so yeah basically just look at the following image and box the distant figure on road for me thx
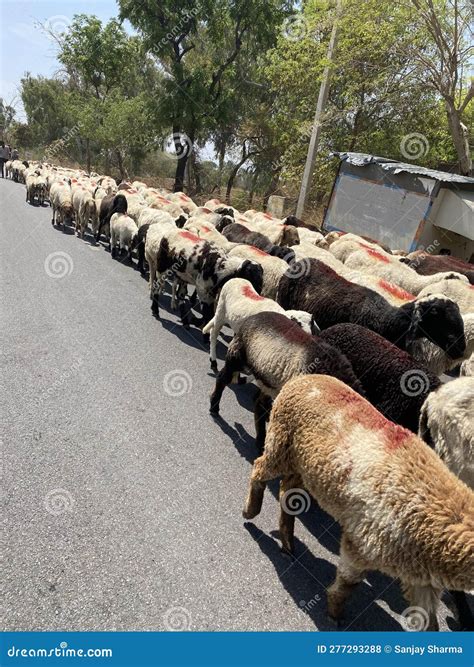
[11,147,19,160]
[0,141,10,178]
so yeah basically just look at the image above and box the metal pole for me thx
[296,0,342,218]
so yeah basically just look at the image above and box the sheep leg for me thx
[278,474,303,555]
[450,590,474,631]
[243,453,289,521]
[327,534,367,622]
[254,390,273,454]
[209,340,245,415]
[402,584,440,631]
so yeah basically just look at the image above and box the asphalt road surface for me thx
[1,177,465,632]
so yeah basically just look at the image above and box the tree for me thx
[405,0,473,175]
[118,0,292,191]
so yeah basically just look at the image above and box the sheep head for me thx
[404,294,466,359]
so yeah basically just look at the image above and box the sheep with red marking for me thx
[228,245,290,299]
[319,323,440,432]
[222,223,295,262]
[202,278,319,371]
[344,246,467,295]
[242,373,474,631]
[147,228,263,328]
[210,311,364,451]
[277,259,466,360]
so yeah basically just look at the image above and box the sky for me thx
[0,0,120,119]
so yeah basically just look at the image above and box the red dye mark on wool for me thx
[179,231,202,243]
[378,279,415,300]
[250,246,269,257]
[366,248,390,263]
[242,285,265,301]
[328,384,412,451]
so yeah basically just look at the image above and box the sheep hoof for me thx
[210,360,218,372]
[242,508,257,520]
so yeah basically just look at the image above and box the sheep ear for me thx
[405,301,423,348]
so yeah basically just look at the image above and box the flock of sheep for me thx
[5,157,474,632]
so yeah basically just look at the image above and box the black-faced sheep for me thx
[319,323,440,432]
[277,259,466,359]
[209,311,364,451]
[243,373,474,631]
[149,229,263,327]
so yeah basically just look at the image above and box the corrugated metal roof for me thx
[332,151,474,186]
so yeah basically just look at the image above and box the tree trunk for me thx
[85,138,91,174]
[116,149,127,180]
[226,164,241,204]
[247,169,260,205]
[217,137,226,196]
[446,103,472,176]
[173,126,194,192]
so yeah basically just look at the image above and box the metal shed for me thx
[323,152,474,261]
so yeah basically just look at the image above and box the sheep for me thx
[202,278,319,371]
[109,213,138,260]
[328,234,383,262]
[228,245,289,300]
[72,187,97,238]
[417,278,474,315]
[291,242,348,273]
[148,228,263,327]
[246,216,300,247]
[96,193,128,242]
[344,247,467,295]
[209,311,364,451]
[222,223,294,262]
[344,271,416,306]
[404,252,474,285]
[120,189,147,223]
[242,373,474,631]
[25,172,47,205]
[277,259,466,360]
[409,313,474,375]
[138,207,175,230]
[183,218,236,252]
[97,176,117,194]
[283,216,328,248]
[167,191,198,214]
[319,323,440,432]
[50,181,74,229]
[136,211,185,275]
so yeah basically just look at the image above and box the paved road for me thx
[1,177,461,632]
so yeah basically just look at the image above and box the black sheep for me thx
[277,259,466,359]
[319,323,441,432]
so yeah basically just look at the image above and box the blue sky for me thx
[1,0,120,118]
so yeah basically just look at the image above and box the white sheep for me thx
[419,377,474,490]
[228,244,289,299]
[110,213,138,259]
[50,181,74,228]
[345,247,468,295]
[202,278,318,370]
[138,207,175,230]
